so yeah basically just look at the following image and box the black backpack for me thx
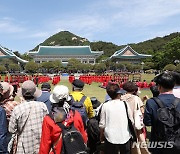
[57,121,88,154]
[48,111,88,154]
[87,117,100,142]
[70,96,88,127]
[152,97,180,149]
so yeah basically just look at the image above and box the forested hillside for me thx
[130,32,180,54]
[31,31,180,58]
[32,31,90,51]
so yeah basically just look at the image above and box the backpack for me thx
[152,97,180,149]
[49,111,88,154]
[70,96,88,127]
[57,120,88,154]
[87,117,100,142]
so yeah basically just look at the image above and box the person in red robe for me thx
[4,75,8,82]
[9,75,12,83]
[143,80,148,88]
[148,80,155,88]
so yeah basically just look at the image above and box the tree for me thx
[143,62,155,70]
[21,53,33,61]
[41,62,56,73]
[163,64,176,71]
[82,64,93,73]
[133,64,141,71]
[9,64,20,72]
[109,62,116,71]
[164,37,180,65]
[175,64,180,72]
[152,51,165,69]
[104,60,112,70]
[67,58,81,72]
[53,60,64,72]
[116,63,126,71]
[0,58,17,71]
[0,66,6,73]
[93,63,106,73]
[120,62,133,71]
[25,61,39,73]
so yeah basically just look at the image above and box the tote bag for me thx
[134,101,144,130]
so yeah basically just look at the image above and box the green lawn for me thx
[2,73,155,103]
[37,73,155,103]
[39,80,107,103]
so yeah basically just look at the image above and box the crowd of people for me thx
[69,74,155,89]
[0,71,180,154]
[1,74,61,89]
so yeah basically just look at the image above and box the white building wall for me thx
[34,55,96,65]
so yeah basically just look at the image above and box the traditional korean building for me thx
[0,45,28,64]
[29,46,103,65]
[109,45,152,63]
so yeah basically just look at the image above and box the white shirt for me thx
[99,99,133,144]
[173,86,180,98]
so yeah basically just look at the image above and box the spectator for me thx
[90,97,101,116]
[122,81,149,154]
[144,72,179,154]
[99,82,134,154]
[0,82,20,153]
[0,106,8,154]
[9,80,48,154]
[36,82,52,112]
[0,82,20,122]
[39,85,87,154]
[150,85,160,97]
[172,71,180,98]
[70,79,94,119]
[122,82,144,114]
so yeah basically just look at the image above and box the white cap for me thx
[0,82,14,97]
[50,85,71,103]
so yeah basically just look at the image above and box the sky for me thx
[0,0,180,54]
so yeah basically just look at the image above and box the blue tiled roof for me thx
[34,46,103,56]
[110,45,152,59]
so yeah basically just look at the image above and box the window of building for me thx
[82,59,87,63]
[89,59,95,63]
[62,59,68,63]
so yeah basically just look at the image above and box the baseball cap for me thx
[17,80,42,98]
[50,85,71,103]
[41,82,51,91]
[72,79,84,88]
[90,97,101,109]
